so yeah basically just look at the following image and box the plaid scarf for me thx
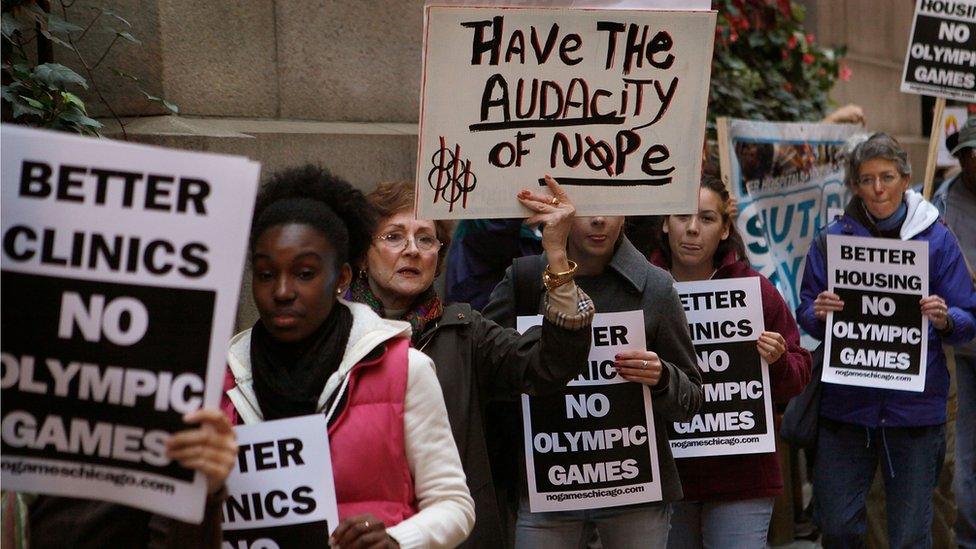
[349,274,443,344]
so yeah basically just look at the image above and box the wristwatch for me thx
[542,260,578,291]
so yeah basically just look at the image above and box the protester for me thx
[482,207,702,547]
[445,219,543,311]
[932,117,976,549]
[646,174,812,548]
[27,409,237,548]
[220,165,474,549]
[796,133,976,548]
[351,176,594,548]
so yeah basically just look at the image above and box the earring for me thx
[336,287,344,296]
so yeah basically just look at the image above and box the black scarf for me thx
[250,304,353,420]
[845,196,906,239]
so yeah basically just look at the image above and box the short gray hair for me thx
[846,132,911,188]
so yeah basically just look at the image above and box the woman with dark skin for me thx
[221,165,473,549]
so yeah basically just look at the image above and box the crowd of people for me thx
[9,121,976,549]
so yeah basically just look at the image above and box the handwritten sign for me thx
[417,6,716,219]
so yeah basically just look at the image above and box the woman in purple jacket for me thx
[648,174,812,548]
[797,133,976,548]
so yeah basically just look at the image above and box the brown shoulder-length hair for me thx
[652,174,747,269]
[366,181,453,274]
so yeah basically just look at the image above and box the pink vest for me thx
[222,337,417,526]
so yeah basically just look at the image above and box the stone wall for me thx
[64,1,927,329]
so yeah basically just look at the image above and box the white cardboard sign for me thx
[417,6,716,219]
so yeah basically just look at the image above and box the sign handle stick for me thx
[922,97,946,200]
[716,117,733,191]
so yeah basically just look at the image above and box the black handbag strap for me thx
[512,256,542,316]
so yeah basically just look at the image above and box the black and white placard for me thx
[824,235,930,392]
[901,0,976,101]
[518,310,661,512]
[222,415,339,548]
[669,277,774,458]
[0,126,259,522]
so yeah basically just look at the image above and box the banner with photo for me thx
[719,119,862,347]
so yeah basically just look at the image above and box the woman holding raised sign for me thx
[647,174,812,548]
[349,177,594,548]
[482,205,702,547]
[797,133,976,548]
[220,166,474,548]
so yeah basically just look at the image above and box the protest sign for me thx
[718,119,861,347]
[938,106,969,166]
[518,310,661,512]
[823,235,930,392]
[0,126,259,523]
[222,415,338,548]
[669,278,774,458]
[900,0,976,102]
[417,6,716,219]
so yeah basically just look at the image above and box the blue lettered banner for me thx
[720,119,861,347]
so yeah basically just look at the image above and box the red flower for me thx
[805,33,815,45]
[803,53,815,64]
[839,63,853,81]
[784,82,794,92]
[787,34,798,49]
[777,0,792,17]
[782,49,790,61]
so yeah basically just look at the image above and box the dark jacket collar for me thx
[603,236,649,293]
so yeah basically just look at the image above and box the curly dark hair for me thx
[250,165,377,268]
[651,174,747,269]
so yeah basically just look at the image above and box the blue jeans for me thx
[957,354,976,549]
[514,499,671,548]
[813,419,946,549]
[667,497,774,549]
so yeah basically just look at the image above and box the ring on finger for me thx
[550,197,560,206]
[641,359,648,369]
[363,520,370,529]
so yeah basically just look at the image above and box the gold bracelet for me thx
[542,260,578,291]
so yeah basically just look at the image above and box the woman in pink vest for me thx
[221,165,474,548]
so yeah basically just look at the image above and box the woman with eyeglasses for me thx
[349,177,594,548]
[796,133,976,548]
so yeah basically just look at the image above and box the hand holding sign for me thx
[613,349,664,387]
[165,409,238,495]
[920,294,951,331]
[814,290,845,321]
[756,331,787,364]
[330,513,397,548]
[517,175,575,271]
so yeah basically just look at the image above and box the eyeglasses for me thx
[856,172,902,187]
[375,232,442,253]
